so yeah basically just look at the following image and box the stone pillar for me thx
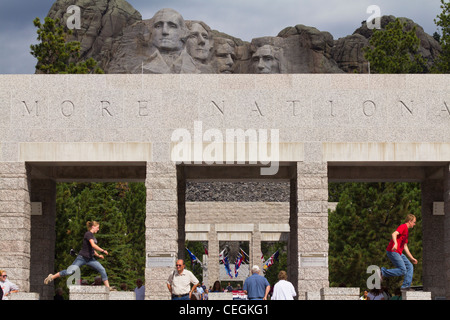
[296,162,329,298]
[29,178,56,300]
[288,174,298,293]
[145,162,179,300]
[421,177,445,298]
[0,162,31,292]
[444,164,450,299]
[207,224,219,288]
[251,224,262,270]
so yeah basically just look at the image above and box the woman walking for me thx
[44,221,110,288]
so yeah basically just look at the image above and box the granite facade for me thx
[0,74,448,299]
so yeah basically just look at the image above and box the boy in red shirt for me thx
[380,214,418,291]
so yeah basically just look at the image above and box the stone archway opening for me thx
[27,162,146,300]
[180,163,296,295]
[328,162,448,299]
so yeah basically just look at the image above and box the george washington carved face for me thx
[150,8,188,52]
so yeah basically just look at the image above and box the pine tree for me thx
[117,183,147,283]
[54,182,146,294]
[433,0,450,73]
[364,18,427,73]
[30,17,103,74]
[328,182,422,290]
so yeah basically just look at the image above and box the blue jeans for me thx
[381,250,413,288]
[172,294,190,300]
[59,255,108,281]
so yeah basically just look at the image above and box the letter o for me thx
[61,100,75,117]
[363,100,376,117]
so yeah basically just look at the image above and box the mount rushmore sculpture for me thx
[46,0,441,74]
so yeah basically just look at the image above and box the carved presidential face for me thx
[186,22,211,62]
[252,45,280,74]
[151,9,186,52]
[212,40,236,74]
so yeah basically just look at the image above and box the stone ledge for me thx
[69,286,110,300]
[208,292,233,300]
[68,286,138,300]
[402,291,432,300]
[305,291,321,300]
[8,292,40,300]
[109,291,136,300]
[320,287,360,300]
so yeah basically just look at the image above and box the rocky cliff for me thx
[46,0,441,74]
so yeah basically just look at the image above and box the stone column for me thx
[145,162,179,300]
[29,178,56,300]
[0,162,31,292]
[296,162,329,298]
[421,176,445,298]
[444,164,450,299]
[251,224,262,269]
[207,224,219,288]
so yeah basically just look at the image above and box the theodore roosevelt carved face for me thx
[211,38,236,74]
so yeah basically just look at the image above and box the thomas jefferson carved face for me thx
[151,9,187,52]
[186,22,211,62]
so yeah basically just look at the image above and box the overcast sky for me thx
[0,0,444,74]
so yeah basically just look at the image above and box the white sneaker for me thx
[44,274,54,285]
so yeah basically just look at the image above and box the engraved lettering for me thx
[193,120,203,164]
[21,101,39,116]
[442,101,450,116]
[400,100,413,115]
[61,100,74,117]
[287,100,301,116]
[211,100,224,115]
[329,100,336,117]
[363,100,376,117]
[101,101,112,117]
[252,101,264,116]
[138,100,149,116]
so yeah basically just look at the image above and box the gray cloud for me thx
[0,0,443,74]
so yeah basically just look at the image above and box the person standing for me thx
[360,290,368,300]
[380,214,418,291]
[367,288,385,300]
[271,270,296,300]
[243,265,270,300]
[134,278,145,300]
[0,270,19,300]
[167,259,199,300]
[44,221,110,288]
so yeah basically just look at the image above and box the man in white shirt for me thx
[167,259,199,300]
[271,271,296,300]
